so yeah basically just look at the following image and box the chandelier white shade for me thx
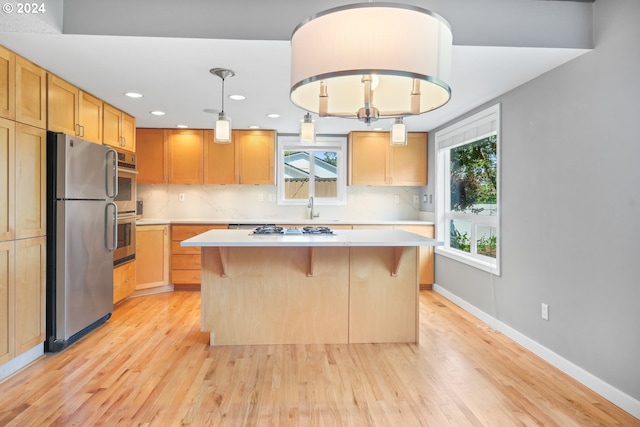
[290,3,453,124]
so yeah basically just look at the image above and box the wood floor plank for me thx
[0,290,637,426]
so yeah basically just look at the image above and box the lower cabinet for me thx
[114,260,136,304]
[136,224,170,290]
[170,224,227,289]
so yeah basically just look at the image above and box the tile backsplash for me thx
[137,184,423,221]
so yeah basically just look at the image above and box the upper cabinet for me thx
[0,46,15,120]
[15,56,46,129]
[137,128,276,186]
[204,129,275,185]
[104,103,135,152]
[47,74,104,144]
[137,128,168,184]
[348,131,427,186]
[167,129,204,184]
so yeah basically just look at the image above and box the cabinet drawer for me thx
[172,254,201,270]
[171,224,226,241]
[171,269,201,285]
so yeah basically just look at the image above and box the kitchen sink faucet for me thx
[308,196,320,220]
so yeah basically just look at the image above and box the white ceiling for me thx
[0,0,594,134]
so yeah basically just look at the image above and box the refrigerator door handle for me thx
[106,148,118,198]
[105,202,118,251]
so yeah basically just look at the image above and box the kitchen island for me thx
[181,228,441,346]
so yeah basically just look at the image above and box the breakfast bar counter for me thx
[182,228,441,346]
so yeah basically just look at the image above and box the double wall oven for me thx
[113,149,137,266]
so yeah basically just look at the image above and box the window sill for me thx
[435,247,500,276]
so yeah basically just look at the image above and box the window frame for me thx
[276,134,347,206]
[435,104,501,275]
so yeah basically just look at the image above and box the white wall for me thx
[138,184,422,221]
[432,0,640,415]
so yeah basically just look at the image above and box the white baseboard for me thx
[0,344,44,383]
[433,284,640,420]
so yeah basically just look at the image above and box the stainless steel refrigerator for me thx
[46,132,118,352]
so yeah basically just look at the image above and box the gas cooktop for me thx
[252,226,335,235]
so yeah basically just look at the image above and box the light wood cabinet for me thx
[15,56,46,129]
[171,224,227,289]
[235,130,275,184]
[15,124,46,239]
[79,91,103,143]
[136,128,167,184]
[0,240,14,364]
[0,117,15,242]
[0,46,15,120]
[136,224,170,290]
[348,131,427,186]
[14,236,46,355]
[104,103,135,152]
[114,261,136,304]
[47,74,80,137]
[168,129,204,184]
[204,129,275,185]
[204,129,235,184]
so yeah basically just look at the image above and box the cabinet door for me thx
[79,91,103,144]
[235,130,275,184]
[14,236,45,355]
[103,103,121,148]
[0,118,15,242]
[121,112,136,152]
[15,124,46,239]
[348,131,389,185]
[136,225,169,290]
[0,46,15,120]
[136,128,167,184]
[15,56,46,129]
[0,240,14,364]
[47,74,79,136]
[168,129,203,184]
[204,129,236,184]
[114,260,136,304]
[390,132,427,186]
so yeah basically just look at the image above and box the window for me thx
[435,104,500,274]
[277,135,347,205]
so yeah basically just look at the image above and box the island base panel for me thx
[201,246,350,345]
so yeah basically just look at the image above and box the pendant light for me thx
[300,112,315,142]
[290,3,452,124]
[210,68,235,143]
[390,117,407,145]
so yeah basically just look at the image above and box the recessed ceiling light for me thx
[150,111,166,116]
[229,94,246,101]
[249,125,260,129]
[124,92,143,98]
[373,127,384,131]
[176,125,189,128]
[266,113,280,118]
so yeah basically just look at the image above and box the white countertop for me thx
[181,229,442,248]
[138,218,435,226]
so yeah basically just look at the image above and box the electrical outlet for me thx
[268,193,276,202]
[394,194,400,204]
[257,193,264,202]
[179,193,185,202]
[541,303,549,320]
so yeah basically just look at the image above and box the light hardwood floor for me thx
[0,290,637,426]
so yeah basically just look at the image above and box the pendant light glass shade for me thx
[390,117,407,145]
[300,112,315,142]
[290,3,452,124]
[210,68,235,144]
